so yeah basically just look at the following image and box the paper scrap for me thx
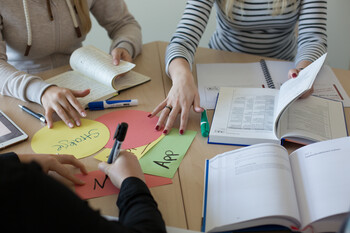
[31,119,110,159]
[139,129,196,178]
[94,134,165,162]
[95,110,162,149]
[75,170,172,199]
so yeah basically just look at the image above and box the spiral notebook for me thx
[259,59,275,89]
[197,59,350,109]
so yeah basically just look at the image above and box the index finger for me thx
[56,154,88,175]
[50,160,85,185]
[65,93,86,119]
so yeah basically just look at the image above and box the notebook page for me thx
[70,45,135,87]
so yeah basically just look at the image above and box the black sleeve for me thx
[118,177,167,233]
[0,156,166,233]
[0,151,20,163]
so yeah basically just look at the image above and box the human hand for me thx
[98,151,145,189]
[111,47,132,66]
[41,86,90,128]
[287,60,313,98]
[17,153,88,185]
[148,58,204,135]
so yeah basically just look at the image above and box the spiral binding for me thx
[260,59,275,89]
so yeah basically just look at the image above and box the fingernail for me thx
[292,73,297,78]
[147,114,152,117]
[180,130,184,135]
[68,123,74,128]
[155,125,160,131]
[81,112,87,117]
[163,130,168,134]
[76,121,81,127]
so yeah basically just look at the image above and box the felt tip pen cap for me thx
[115,122,128,141]
[88,101,104,110]
[200,110,210,137]
[87,99,138,111]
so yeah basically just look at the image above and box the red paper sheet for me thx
[75,170,172,199]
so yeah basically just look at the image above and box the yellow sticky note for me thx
[94,148,112,162]
[94,134,165,162]
[126,134,165,160]
[31,119,110,159]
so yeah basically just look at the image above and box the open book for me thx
[208,54,348,145]
[197,57,350,109]
[46,45,150,107]
[202,137,350,233]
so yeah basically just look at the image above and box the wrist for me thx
[168,58,194,82]
[296,60,312,71]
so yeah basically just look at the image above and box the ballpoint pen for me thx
[88,99,138,111]
[107,122,129,164]
[18,105,46,123]
[200,109,210,137]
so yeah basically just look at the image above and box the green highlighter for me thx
[200,109,210,137]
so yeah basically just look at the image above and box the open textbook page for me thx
[277,95,347,145]
[203,137,350,232]
[203,143,300,232]
[290,136,350,232]
[209,87,280,145]
[208,53,344,146]
[273,54,327,133]
[197,56,350,109]
[209,86,347,146]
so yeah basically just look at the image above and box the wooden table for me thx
[1,41,350,231]
[154,41,350,231]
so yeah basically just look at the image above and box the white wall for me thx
[84,0,350,70]
[326,0,350,70]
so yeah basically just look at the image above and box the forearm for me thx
[91,0,142,58]
[118,177,166,233]
[165,0,215,75]
[295,0,327,65]
[168,57,194,83]
[0,60,52,104]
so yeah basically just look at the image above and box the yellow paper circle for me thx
[31,119,110,159]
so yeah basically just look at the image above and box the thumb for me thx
[112,50,121,66]
[98,162,110,175]
[193,94,204,113]
[71,89,90,98]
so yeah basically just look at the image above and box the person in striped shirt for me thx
[149,0,327,135]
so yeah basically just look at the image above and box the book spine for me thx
[260,59,275,89]
[201,159,210,232]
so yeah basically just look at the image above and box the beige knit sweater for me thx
[0,0,142,104]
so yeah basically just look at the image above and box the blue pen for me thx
[18,105,46,123]
[88,99,138,111]
[107,122,129,164]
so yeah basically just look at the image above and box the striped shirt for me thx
[165,0,327,74]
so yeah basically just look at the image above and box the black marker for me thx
[107,122,128,164]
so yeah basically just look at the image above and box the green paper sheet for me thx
[139,128,196,178]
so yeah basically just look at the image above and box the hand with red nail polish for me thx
[286,60,313,98]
